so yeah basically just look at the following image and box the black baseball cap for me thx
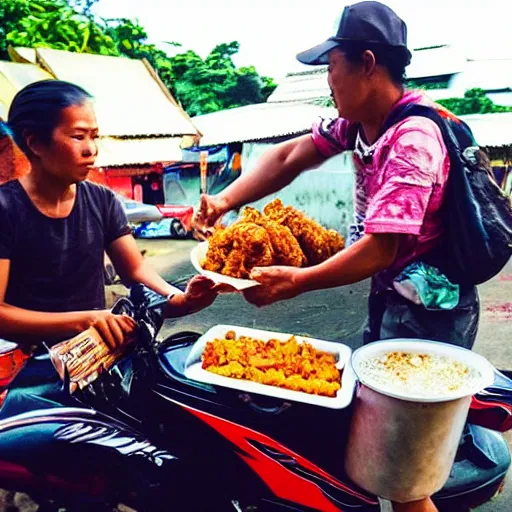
[297,1,411,65]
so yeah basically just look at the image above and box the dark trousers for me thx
[0,355,75,420]
[364,285,480,349]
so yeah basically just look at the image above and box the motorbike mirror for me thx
[111,297,135,317]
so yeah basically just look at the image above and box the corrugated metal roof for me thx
[267,68,330,105]
[0,61,54,121]
[451,58,512,93]
[36,48,198,138]
[0,61,52,88]
[95,137,183,167]
[406,46,512,99]
[9,47,37,64]
[460,112,512,148]
[407,45,466,80]
[193,100,512,150]
[193,102,337,146]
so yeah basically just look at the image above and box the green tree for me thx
[0,0,32,59]
[169,42,277,115]
[3,0,119,55]
[438,88,512,115]
[0,0,278,116]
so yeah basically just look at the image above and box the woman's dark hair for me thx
[341,42,411,85]
[7,80,92,156]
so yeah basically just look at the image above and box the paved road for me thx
[133,239,512,511]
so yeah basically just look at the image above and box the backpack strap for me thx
[345,102,474,155]
[379,102,476,155]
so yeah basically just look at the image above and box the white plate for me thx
[184,324,356,409]
[190,241,260,291]
[351,339,495,403]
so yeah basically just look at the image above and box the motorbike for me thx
[0,284,510,512]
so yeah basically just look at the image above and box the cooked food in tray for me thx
[201,330,342,397]
[202,199,345,279]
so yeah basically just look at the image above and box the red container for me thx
[0,341,29,392]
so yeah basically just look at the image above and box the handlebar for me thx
[48,284,170,396]
[110,284,172,323]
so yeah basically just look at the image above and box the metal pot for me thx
[344,339,494,503]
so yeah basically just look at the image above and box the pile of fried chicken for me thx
[202,330,342,397]
[203,199,345,279]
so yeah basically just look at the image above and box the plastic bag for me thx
[393,261,460,310]
[48,327,131,394]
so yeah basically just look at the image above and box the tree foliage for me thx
[437,88,512,115]
[314,87,512,116]
[1,0,118,55]
[0,0,277,116]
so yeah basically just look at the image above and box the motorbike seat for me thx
[157,332,217,392]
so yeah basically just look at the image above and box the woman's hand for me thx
[168,275,225,317]
[91,311,137,351]
[192,194,230,239]
[184,275,220,312]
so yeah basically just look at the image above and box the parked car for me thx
[116,195,194,239]
[155,204,194,238]
[116,195,164,225]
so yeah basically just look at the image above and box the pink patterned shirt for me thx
[312,91,450,283]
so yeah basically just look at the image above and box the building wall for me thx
[241,142,355,238]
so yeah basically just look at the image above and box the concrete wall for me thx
[241,142,355,238]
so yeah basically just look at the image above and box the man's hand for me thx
[192,194,230,240]
[242,266,305,307]
[92,311,137,351]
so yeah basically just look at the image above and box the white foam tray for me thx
[190,241,260,291]
[184,324,356,409]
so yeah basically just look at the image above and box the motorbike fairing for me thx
[0,407,179,509]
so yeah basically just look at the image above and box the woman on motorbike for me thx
[0,79,221,418]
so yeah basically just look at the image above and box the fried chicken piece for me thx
[326,228,345,255]
[203,207,305,278]
[202,199,343,278]
[264,199,345,265]
[239,206,264,224]
[264,221,306,267]
[239,206,306,267]
[203,222,273,279]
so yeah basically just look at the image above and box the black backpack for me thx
[359,103,512,285]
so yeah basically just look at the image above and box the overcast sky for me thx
[93,0,512,80]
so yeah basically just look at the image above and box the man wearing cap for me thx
[193,2,479,502]
[194,0,480,342]
[193,3,481,509]
[194,0,479,350]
